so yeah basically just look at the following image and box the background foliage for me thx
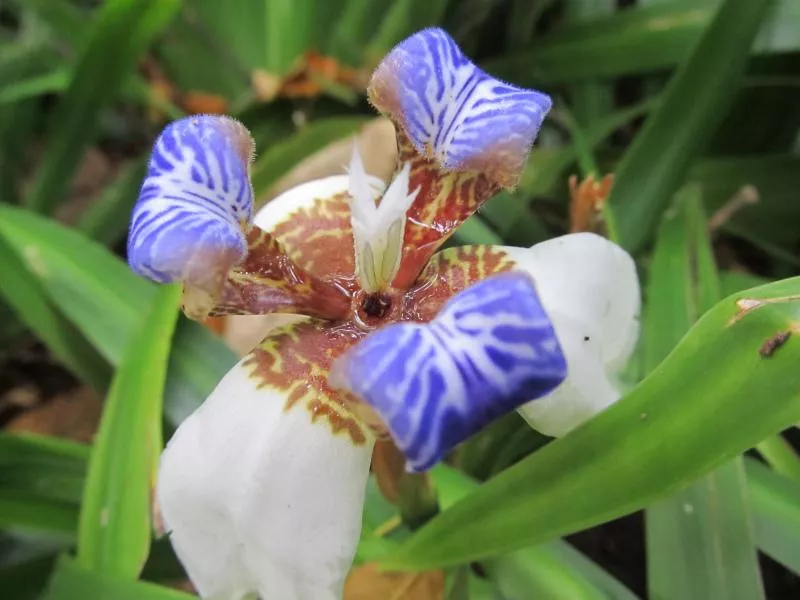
[1,0,799,598]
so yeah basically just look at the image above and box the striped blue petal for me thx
[369,27,552,187]
[331,272,567,472]
[127,115,254,287]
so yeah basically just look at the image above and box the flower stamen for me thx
[347,145,419,293]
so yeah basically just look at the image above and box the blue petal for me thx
[369,28,552,187]
[127,115,254,285]
[332,272,567,472]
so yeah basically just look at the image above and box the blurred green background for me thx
[2,0,800,598]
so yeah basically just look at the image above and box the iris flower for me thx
[127,28,639,600]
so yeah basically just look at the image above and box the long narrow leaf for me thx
[0,235,110,392]
[607,0,774,253]
[76,285,181,578]
[746,458,800,576]
[44,556,194,600]
[644,186,763,599]
[487,0,797,84]
[433,466,639,600]
[26,0,180,214]
[0,205,236,425]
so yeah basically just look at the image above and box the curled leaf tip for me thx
[330,272,567,472]
[127,115,255,315]
[368,27,552,188]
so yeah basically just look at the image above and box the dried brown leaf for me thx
[344,563,444,600]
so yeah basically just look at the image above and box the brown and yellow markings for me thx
[270,192,357,286]
[391,130,499,289]
[406,245,514,322]
[243,319,369,445]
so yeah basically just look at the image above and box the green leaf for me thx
[0,434,87,538]
[185,0,314,78]
[477,191,549,248]
[487,0,798,84]
[754,435,800,482]
[607,0,775,253]
[329,0,394,65]
[44,555,195,600]
[746,458,800,576]
[432,466,639,600]
[75,159,148,246]
[0,434,88,506]
[693,156,800,256]
[721,271,771,298]
[0,553,58,600]
[251,116,370,199]
[0,497,76,540]
[0,204,237,424]
[21,0,89,48]
[367,0,450,61]
[564,0,615,124]
[517,96,659,197]
[381,274,800,569]
[77,284,181,579]
[449,216,502,246]
[0,69,69,104]
[643,186,764,600]
[0,235,110,392]
[26,0,180,214]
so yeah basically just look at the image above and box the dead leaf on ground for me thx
[344,563,444,600]
[253,51,366,102]
[6,386,101,443]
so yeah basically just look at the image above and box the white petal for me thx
[517,312,619,437]
[500,233,640,370]
[157,355,374,600]
[502,233,641,436]
[253,175,350,231]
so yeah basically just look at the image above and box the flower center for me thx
[351,288,402,330]
[361,293,391,319]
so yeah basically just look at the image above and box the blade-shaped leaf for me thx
[607,0,775,253]
[251,116,370,200]
[644,186,763,599]
[26,0,180,214]
[0,434,86,539]
[0,204,236,425]
[433,466,639,600]
[76,284,181,578]
[755,435,800,482]
[380,274,800,569]
[0,235,110,392]
[44,556,194,600]
[486,0,798,84]
[746,458,800,576]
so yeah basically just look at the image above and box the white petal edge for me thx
[157,346,375,600]
[500,233,641,436]
[516,312,620,437]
